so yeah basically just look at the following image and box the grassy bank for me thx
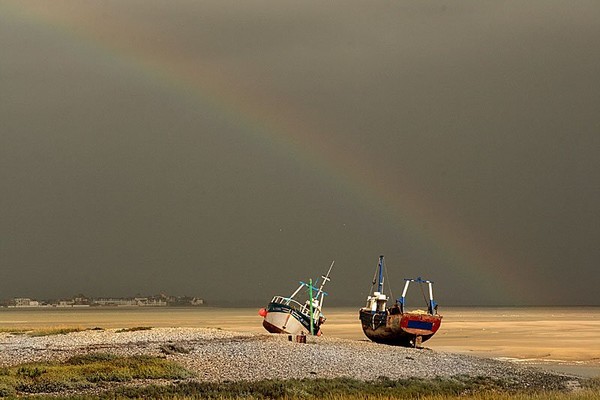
[0,327,104,337]
[95,377,600,400]
[0,353,192,398]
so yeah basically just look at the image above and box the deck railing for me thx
[270,296,312,315]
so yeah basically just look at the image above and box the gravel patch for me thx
[0,328,582,391]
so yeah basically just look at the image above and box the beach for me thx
[1,306,599,380]
[0,326,584,396]
[325,307,600,378]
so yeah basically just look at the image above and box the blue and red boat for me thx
[359,255,442,347]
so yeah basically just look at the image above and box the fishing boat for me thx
[359,255,442,347]
[259,261,334,336]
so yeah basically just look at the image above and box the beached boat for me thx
[259,261,334,336]
[359,255,442,347]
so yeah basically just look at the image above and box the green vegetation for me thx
[0,353,193,398]
[98,377,600,400]
[0,328,29,335]
[2,374,599,399]
[160,343,191,355]
[1,356,598,399]
[0,327,105,337]
[115,326,152,333]
[26,327,86,337]
[159,391,596,400]
[583,377,600,391]
[103,376,508,399]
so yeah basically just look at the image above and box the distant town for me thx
[0,294,204,308]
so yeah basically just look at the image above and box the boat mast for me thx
[377,255,385,293]
[316,260,334,308]
[309,278,314,335]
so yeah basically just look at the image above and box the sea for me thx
[1,306,599,378]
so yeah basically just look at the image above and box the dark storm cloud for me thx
[0,1,598,305]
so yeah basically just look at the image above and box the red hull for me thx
[359,309,442,347]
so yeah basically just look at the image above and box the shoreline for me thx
[2,306,599,380]
[0,328,587,387]
[437,350,600,379]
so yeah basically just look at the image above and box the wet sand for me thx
[1,306,599,377]
[325,307,600,378]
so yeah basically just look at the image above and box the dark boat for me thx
[359,255,442,347]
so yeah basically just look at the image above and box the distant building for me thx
[91,297,167,307]
[55,299,89,307]
[93,298,137,306]
[191,297,204,305]
[13,298,39,307]
[3,293,203,308]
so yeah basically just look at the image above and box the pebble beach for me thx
[0,327,584,392]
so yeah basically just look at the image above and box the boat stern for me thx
[399,312,442,337]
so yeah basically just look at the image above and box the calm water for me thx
[2,306,599,377]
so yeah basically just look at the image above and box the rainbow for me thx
[4,2,535,303]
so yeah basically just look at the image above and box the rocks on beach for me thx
[0,328,581,391]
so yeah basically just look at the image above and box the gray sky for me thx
[1,0,599,306]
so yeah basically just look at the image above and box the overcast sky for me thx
[1,0,598,306]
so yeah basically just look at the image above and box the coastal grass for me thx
[160,343,192,355]
[0,328,29,335]
[99,377,600,399]
[26,327,87,337]
[3,376,598,399]
[0,326,105,337]
[1,356,598,399]
[8,390,600,400]
[158,393,599,400]
[0,353,193,397]
[1,326,152,336]
[115,326,152,333]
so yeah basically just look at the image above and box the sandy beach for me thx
[0,327,585,396]
[326,307,600,377]
[1,306,599,379]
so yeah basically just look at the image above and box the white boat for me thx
[259,261,334,336]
